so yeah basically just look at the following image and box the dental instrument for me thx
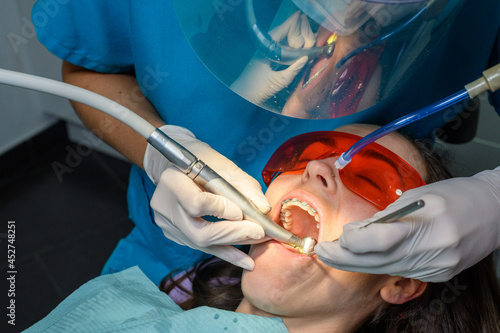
[325,200,425,249]
[361,200,425,228]
[0,68,317,255]
[335,62,500,170]
[246,0,433,67]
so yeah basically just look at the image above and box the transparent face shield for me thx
[173,0,465,119]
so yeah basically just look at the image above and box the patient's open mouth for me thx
[302,60,328,89]
[301,33,336,90]
[279,198,320,241]
[301,57,329,90]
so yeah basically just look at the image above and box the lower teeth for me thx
[302,64,327,89]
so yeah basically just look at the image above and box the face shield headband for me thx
[290,0,428,35]
[262,131,425,209]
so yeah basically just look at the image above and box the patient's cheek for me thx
[344,206,379,224]
[323,196,379,240]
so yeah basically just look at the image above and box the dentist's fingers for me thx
[154,212,257,271]
[287,12,305,48]
[300,14,316,48]
[179,218,266,247]
[338,221,411,253]
[153,204,264,249]
[269,11,302,43]
[158,217,256,270]
[314,240,402,273]
[159,168,244,221]
[276,56,309,83]
[204,245,256,271]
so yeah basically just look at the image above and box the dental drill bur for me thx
[148,130,318,255]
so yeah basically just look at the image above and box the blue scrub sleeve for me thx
[32,0,134,73]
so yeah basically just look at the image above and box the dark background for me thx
[0,122,134,332]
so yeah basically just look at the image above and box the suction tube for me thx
[336,63,500,169]
[335,89,469,168]
[0,68,316,255]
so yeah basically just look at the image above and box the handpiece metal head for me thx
[298,237,317,256]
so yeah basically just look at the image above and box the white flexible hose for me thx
[0,68,155,139]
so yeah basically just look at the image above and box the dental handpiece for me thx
[148,129,318,255]
[245,0,334,65]
[0,68,316,255]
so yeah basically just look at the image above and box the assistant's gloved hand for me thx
[314,168,500,282]
[145,125,270,270]
[231,11,315,104]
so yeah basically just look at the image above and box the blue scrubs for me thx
[32,0,500,284]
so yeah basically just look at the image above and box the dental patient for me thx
[161,124,500,332]
[26,124,500,333]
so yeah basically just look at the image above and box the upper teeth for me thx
[280,198,320,231]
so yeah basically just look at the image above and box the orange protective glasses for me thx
[262,131,426,210]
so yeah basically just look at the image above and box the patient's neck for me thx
[235,297,374,333]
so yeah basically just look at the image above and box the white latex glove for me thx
[231,11,315,104]
[314,168,500,282]
[145,125,271,270]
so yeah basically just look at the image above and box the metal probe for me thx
[148,129,317,255]
[308,200,425,256]
[361,200,425,228]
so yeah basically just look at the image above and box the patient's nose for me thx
[302,159,337,190]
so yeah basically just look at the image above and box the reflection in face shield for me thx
[173,0,466,119]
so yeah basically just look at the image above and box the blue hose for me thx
[335,88,470,169]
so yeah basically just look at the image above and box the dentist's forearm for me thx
[62,61,165,169]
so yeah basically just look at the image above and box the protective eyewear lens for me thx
[262,131,425,209]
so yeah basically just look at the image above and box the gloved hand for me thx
[231,11,315,104]
[314,168,500,282]
[145,125,271,270]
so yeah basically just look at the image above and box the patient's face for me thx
[240,124,426,320]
